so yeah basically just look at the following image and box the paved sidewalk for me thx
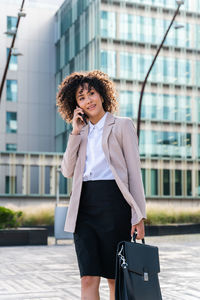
[0,234,199,300]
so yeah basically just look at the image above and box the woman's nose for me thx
[86,96,92,104]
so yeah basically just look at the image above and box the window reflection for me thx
[6,80,17,102]
[119,91,192,123]
[6,144,17,151]
[7,48,17,71]
[139,130,191,158]
[101,50,116,77]
[118,13,198,49]
[7,16,17,35]
[101,11,116,38]
[6,112,17,133]
[119,52,193,85]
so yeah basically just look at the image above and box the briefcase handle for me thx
[131,230,145,244]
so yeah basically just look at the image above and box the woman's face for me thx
[75,82,105,119]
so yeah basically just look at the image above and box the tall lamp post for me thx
[136,0,184,141]
[0,0,26,103]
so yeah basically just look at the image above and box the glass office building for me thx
[55,0,200,200]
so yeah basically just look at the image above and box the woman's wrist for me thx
[71,130,80,135]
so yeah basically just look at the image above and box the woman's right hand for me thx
[71,106,86,134]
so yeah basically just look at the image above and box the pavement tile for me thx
[0,234,199,300]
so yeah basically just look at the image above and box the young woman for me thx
[56,70,147,300]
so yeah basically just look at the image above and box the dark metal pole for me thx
[0,0,25,103]
[137,3,183,142]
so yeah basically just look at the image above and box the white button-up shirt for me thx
[83,112,115,181]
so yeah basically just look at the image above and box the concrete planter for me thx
[0,228,48,246]
[21,224,200,238]
[145,223,200,236]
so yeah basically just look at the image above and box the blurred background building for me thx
[0,0,64,203]
[55,0,200,203]
[1,0,200,206]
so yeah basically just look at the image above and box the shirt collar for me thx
[89,111,108,132]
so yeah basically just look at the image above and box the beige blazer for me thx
[61,112,147,233]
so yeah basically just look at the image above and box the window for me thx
[151,169,158,195]
[56,42,60,72]
[74,19,80,56]
[6,144,17,151]
[101,11,116,38]
[198,134,200,159]
[187,170,192,196]
[119,13,134,40]
[119,91,134,117]
[5,176,17,194]
[175,170,182,196]
[141,130,192,158]
[6,112,17,133]
[196,61,200,87]
[163,169,170,196]
[7,16,17,35]
[139,130,145,157]
[120,53,133,79]
[60,175,67,194]
[198,171,200,196]
[119,52,192,85]
[195,24,200,49]
[6,80,17,102]
[61,2,72,36]
[65,30,69,64]
[7,48,18,71]
[141,168,146,194]
[101,50,116,77]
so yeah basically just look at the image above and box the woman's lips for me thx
[88,105,96,110]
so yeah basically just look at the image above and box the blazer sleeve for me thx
[60,133,82,178]
[122,118,147,225]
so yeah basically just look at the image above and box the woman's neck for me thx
[89,110,106,125]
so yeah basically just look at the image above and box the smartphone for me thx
[77,110,88,124]
[77,105,88,124]
[80,112,88,125]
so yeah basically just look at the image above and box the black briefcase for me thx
[115,232,162,300]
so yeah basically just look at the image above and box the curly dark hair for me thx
[56,70,119,123]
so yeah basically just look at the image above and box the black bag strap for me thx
[115,242,128,300]
[117,242,136,300]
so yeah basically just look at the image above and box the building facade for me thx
[0,0,64,196]
[55,0,200,201]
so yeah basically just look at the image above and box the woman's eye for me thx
[90,92,94,95]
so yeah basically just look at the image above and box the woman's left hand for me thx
[131,218,145,240]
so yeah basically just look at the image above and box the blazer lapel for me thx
[80,124,89,173]
[80,112,115,172]
[102,112,115,164]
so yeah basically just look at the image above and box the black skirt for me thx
[73,179,131,279]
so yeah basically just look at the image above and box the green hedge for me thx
[0,206,23,229]
[18,208,200,226]
[22,210,54,226]
[1,205,200,227]
[146,208,200,225]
